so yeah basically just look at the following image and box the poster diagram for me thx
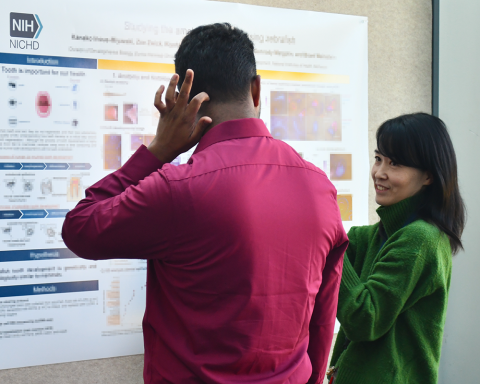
[0,0,368,369]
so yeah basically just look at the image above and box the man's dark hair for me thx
[175,23,256,103]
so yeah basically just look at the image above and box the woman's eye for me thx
[374,156,381,162]
[390,161,398,166]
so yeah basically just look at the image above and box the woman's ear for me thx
[423,171,434,186]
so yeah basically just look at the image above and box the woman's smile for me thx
[375,183,390,192]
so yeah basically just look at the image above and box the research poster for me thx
[0,0,368,369]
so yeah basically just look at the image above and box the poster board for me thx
[0,0,368,369]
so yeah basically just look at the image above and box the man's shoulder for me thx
[163,136,329,182]
[272,138,327,174]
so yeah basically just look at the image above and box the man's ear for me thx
[251,75,261,107]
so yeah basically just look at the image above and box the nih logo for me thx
[10,12,43,50]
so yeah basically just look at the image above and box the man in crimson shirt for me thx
[62,23,348,384]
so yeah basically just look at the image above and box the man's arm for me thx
[62,70,212,260]
[307,215,349,384]
[62,146,172,260]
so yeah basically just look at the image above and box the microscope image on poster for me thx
[104,134,122,170]
[337,194,353,221]
[131,134,155,151]
[330,154,352,180]
[270,91,342,141]
[123,103,138,124]
[104,104,119,121]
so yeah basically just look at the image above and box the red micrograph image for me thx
[104,105,118,121]
[36,91,52,118]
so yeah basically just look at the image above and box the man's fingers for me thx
[176,69,194,109]
[186,91,210,119]
[154,85,166,114]
[190,116,212,141]
[165,74,179,110]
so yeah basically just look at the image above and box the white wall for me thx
[438,1,480,382]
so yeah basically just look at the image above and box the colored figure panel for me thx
[131,135,144,151]
[104,134,122,170]
[330,154,352,180]
[131,135,156,151]
[123,103,138,124]
[337,194,353,221]
[104,104,118,121]
[270,91,342,141]
[36,91,51,118]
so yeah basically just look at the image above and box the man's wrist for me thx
[147,140,178,163]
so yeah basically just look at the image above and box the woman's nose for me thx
[374,165,387,179]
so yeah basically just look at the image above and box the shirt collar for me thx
[193,118,272,155]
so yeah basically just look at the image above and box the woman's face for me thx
[371,150,433,206]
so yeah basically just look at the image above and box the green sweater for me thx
[329,196,452,384]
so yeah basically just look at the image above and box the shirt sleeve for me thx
[307,216,349,384]
[61,145,173,260]
[337,233,429,342]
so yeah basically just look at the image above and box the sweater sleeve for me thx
[337,234,429,342]
[344,226,358,266]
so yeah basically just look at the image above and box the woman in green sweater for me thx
[327,113,465,384]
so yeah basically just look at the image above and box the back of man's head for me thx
[175,23,256,103]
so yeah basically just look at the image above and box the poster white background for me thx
[0,0,368,369]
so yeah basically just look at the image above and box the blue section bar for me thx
[45,163,69,170]
[21,210,47,219]
[68,163,92,170]
[0,248,78,263]
[0,163,22,170]
[0,281,98,298]
[21,163,46,170]
[0,210,70,219]
[46,209,70,219]
[0,211,22,220]
[0,162,85,170]
[0,53,97,69]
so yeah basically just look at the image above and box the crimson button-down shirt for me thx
[62,118,348,384]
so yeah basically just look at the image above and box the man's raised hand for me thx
[148,69,212,163]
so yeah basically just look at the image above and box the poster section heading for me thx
[1,53,96,70]
[0,280,98,298]
[0,248,78,263]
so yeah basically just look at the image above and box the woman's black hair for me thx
[376,112,466,254]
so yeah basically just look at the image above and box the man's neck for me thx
[200,102,258,136]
